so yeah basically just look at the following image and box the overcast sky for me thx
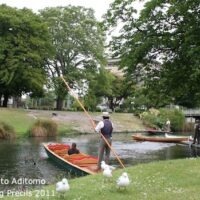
[0,0,114,20]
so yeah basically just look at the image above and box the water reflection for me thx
[0,133,200,191]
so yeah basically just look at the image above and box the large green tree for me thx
[40,6,105,110]
[0,5,53,107]
[104,0,200,108]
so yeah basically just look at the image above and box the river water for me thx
[0,132,199,191]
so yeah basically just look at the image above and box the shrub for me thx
[0,122,15,139]
[141,108,185,131]
[159,108,185,131]
[29,119,58,137]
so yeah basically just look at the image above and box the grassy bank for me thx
[0,108,34,136]
[3,158,200,200]
[0,108,81,137]
[0,108,146,137]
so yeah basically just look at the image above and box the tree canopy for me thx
[40,6,106,110]
[0,4,53,106]
[104,0,200,108]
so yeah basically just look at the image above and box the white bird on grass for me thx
[101,161,116,171]
[56,178,70,197]
[102,165,113,182]
[116,172,130,190]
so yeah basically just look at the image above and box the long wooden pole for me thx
[61,76,125,169]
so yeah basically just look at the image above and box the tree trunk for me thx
[2,93,9,107]
[56,97,63,110]
[108,97,114,112]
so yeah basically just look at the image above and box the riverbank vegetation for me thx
[0,108,146,138]
[29,119,58,137]
[140,108,185,132]
[3,158,200,200]
[0,122,15,139]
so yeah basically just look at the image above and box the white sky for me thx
[0,0,114,20]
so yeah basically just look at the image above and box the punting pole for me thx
[61,76,125,169]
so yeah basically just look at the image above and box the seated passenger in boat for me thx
[68,143,80,155]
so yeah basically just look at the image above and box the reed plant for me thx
[0,121,15,139]
[29,119,58,137]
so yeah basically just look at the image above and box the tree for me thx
[0,5,53,107]
[40,6,105,110]
[107,76,135,111]
[104,0,200,108]
[84,67,114,111]
[84,66,136,112]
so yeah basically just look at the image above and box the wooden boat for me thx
[132,134,190,143]
[43,143,98,176]
[165,133,192,140]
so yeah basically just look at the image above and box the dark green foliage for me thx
[40,6,105,110]
[0,5,53,106]
[159,108,185,131]
[83,92,98,111]
[140,108,185,131]
[84,67,114,111]
[104,0,200,108]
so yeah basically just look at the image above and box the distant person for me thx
[165,119,171,132]
[95,112,113,171]
[68,143,80,155]
[193,120,200,144]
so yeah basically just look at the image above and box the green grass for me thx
[3,158,200,200]
[0,108,76,137]
[111,112,144,131]
[0,108,34,136]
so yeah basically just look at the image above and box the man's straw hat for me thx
[102,112,110,117]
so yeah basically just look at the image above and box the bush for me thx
[159,108,185,131]
[140,108,185,131]
[29,119,58,137]
[0,122,15,139]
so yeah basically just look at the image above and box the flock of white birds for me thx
[56,160,130,196]
[101,161,130,189]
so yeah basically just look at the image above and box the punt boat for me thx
[43,143,98,176]
[132,134,191,143]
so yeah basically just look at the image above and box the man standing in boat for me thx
[193,119,200,144]
[95,112,113,171]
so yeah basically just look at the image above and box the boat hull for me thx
[43,143,97,176]
[132,134,189,143]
